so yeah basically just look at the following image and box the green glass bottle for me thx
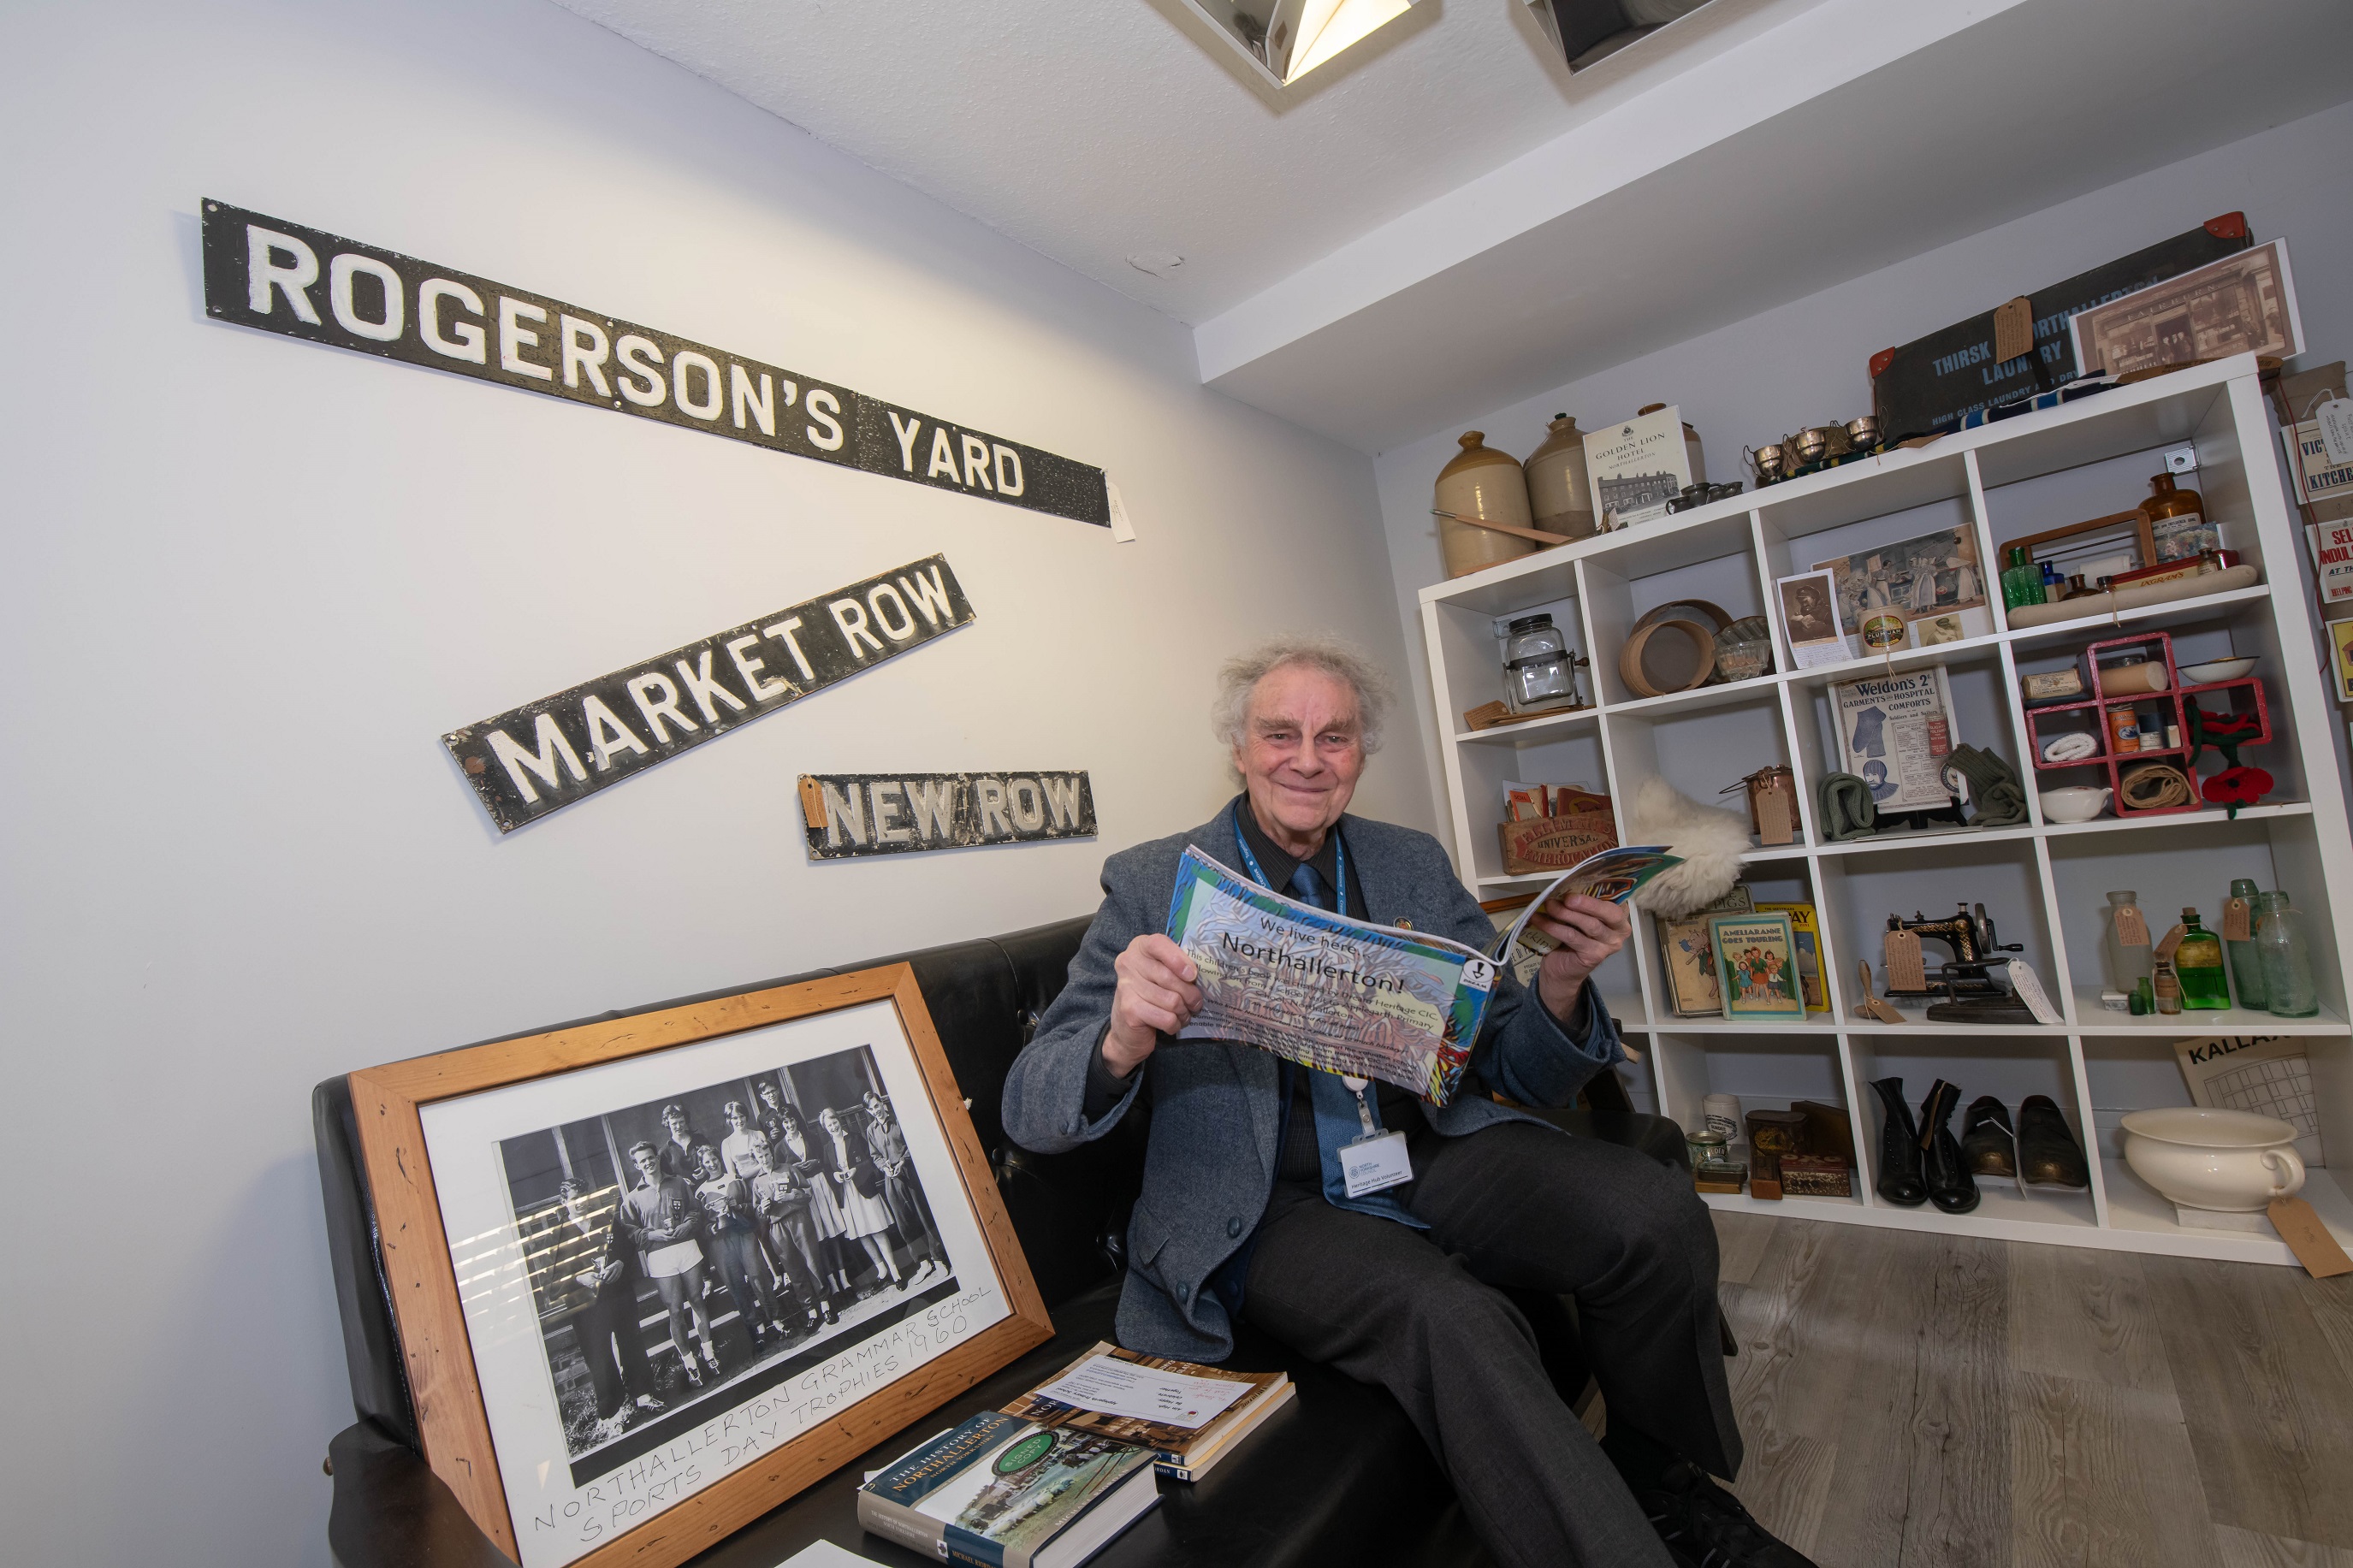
[2225,877,2266,1008]
[2174,907,2231,1009]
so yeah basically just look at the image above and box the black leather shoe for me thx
[2018,1094,2090,1187]
[1961,1095,2017,1177]
[1919,1080,1980,1214]
[1870,1077,1926,1206]
[1639,1459,1822,1567]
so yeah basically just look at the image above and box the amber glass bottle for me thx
[2141,473,2217,562]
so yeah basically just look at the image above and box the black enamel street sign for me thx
[444,557,975,832]
[797,772,1097,858]
[200,200,1111,527]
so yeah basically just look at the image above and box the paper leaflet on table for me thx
[1163,844,1677,1104]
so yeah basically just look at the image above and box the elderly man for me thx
[1003,638,1811,1568]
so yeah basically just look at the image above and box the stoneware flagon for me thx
[1523,414,1600,541]
[1434,431,1537,578]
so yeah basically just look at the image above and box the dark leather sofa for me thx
[312,914,1691,1568]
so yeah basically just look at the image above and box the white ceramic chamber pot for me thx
[2119,1106,2304,1212]
[2039,785,2113,823]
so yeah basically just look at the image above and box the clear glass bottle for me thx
[2255,891,2319,1017]
[2104,891,2154,994]
[2225,877,2266,1009]
[2153,959,2182,1015]
[2173,908,2231,1009]
[1502,613,1576,711]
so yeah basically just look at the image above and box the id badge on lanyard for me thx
[1229,802,1412,1198]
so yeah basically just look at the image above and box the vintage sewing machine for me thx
[1883,903,2036,1023]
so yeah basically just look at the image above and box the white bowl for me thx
[2039,785,2113,824]
[2120,1106,2303,1212]
[2180,657,2256,683]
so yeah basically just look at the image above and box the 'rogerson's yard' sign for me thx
[199,200,1111,527]
[797,772,1096,858]
[445,557,975,832]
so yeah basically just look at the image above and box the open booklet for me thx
[1164,843,1678,1104]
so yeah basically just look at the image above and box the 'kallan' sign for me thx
[200,200,1111,528]
[797,772,1097,858]
[445,557,975,832]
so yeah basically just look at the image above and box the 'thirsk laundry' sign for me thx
[199,200,1111,527]
[443,558,975,832]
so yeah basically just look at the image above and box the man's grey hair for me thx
[1212,636,1395,757]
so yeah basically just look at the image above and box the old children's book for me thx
[1000,1340,1295,1482]
[856,1411,1158,1568]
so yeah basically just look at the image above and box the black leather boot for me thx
[1919,1080,1980,1214]
[2018,1094,2091,1187]
[1870,1077,1926,1206]
[1961,1096,2017,1177]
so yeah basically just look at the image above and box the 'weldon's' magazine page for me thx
[1164,845,1677,1104]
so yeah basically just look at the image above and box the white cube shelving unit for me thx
[1419,355,2353,1265]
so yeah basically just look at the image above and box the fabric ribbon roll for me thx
[1817,772,1879,840]
[2120,763,2195,810]
[1944,743,2028,828]
[2040,731,2099,764]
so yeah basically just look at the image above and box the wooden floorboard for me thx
[1710,1211,2353,1567]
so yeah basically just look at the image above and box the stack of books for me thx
[855,1344,1295,1566]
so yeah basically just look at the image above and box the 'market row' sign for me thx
[199,200,1111,527]
[443,557,975,832]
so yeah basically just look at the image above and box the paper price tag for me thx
[2154,923,2187,962]
[2269,1196,2353,1278]
[1854,961,1906,1024]
[1756,781,1795,845]
[1993,295,2035,364]
[1882,929,1926,993]
[2223,897,2253,942]
[2320,395,2353,466]
[2113,903,2150,946]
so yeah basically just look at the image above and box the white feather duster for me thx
[1625,776,1751,916]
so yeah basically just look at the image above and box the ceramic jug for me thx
[1434,431,1536,579]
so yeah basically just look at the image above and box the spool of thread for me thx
[1703,1094,1743,1145]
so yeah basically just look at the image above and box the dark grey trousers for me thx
[1242,1121,1740,1568]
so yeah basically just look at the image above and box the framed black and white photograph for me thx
[350,967,1052,1568]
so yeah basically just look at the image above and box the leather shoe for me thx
[1639,1459,1822,1567]
[2018,1094,2090,1187]
[1961,1096,2017,1177]
[1870,1077,1926,1206]
[1919,1080,1980,1214]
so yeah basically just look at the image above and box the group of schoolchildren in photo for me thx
[525,1068,945,1446]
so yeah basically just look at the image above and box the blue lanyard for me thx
[1230,799,1347,914]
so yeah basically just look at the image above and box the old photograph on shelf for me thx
[2070,238,2303,377]
[1774,568,1854,669]
[1813,525,1991,651]
[348,967,1051,1568]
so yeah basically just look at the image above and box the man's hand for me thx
[1532,894,1632,1020]
[1105,933,1201,1078]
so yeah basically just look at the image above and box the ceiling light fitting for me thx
[1179,0,1416,88]
[1523,0,1719,72]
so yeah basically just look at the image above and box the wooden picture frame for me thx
[348,965,1053,1568]
[1995,508,2157,582]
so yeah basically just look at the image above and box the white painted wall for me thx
[0,2,1420,1561]
[1376,98,2353,825]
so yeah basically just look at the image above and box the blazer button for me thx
[1227,1216,1242,1238]
[1176,1282,1190,1302]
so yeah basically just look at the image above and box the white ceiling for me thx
[545,0,1817,325]
[553,0,2353,452]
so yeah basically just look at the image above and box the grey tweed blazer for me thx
[1000,807,1623,1362]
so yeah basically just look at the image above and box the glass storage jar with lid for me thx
[1502,613,1578,711]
